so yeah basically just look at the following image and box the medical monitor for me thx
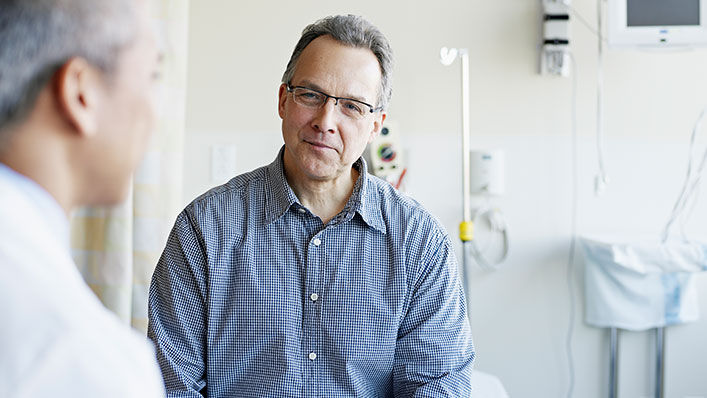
[608,0,707,48]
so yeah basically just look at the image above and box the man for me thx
[149,15,474,397]
[0,0,164,396]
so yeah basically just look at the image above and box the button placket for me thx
[304,230,324,387]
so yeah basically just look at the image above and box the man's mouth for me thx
[305,140,334,150]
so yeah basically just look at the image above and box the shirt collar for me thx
[356,158,386,234]
[263,147,302,225]
[0,162,70,248]
[263,147,386,234]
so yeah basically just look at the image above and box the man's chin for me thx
[303,169,335,182]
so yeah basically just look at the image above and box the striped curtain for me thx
[71,0,189,333]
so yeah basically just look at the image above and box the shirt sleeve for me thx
[392,228,475,397]
[148,210,209,397]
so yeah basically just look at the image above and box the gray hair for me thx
[0,0,136,134]
[281,15,394,111]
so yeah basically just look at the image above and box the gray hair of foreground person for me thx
[0,0,136,137]
[281,14,394,111]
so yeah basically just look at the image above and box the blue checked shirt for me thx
[148,148,474,397]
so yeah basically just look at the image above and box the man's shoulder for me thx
[365,174,448,238]
[365,173,422,212]
[186,165,270,214]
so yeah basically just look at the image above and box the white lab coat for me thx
[0,164,165,397]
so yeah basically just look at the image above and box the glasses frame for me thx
[286,84,383,117]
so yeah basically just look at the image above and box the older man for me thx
[0,0,164,396]
[149,15,474,397]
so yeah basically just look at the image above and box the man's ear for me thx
[54,57,101,137]
[368,112,386,144]
[277,84,288,119]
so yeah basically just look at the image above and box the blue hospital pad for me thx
[580,237,707,331]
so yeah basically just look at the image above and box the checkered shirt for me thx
[148,147,474,397]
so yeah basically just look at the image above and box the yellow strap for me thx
[459,221,474,242]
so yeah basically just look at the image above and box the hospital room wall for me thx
[182,1,707,397]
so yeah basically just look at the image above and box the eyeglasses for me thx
[286,84,382,120]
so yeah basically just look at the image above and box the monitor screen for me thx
[627,0,700,27]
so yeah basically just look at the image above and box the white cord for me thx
[565,51,579,398]
[661,108,707,243]
[567,1,610,195]
[680,184,701,241]
[595,0,610,196]
[468,207,509,271]
[565,4,608,44]
[558,1,611,196]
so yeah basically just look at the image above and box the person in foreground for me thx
[148,14,474,397]
[0,0,165,396]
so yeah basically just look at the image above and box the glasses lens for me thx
[339,99,367,119]
[289,86,372,120]
[292,88,324,107]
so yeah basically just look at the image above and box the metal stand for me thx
[655,327,665,398]
[461,241,471,312]
[609,328,618,398]
[608,327,666,398]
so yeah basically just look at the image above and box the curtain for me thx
[71,0,189,333]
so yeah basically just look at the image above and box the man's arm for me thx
[393,231,475,397]
[148,210,209,397]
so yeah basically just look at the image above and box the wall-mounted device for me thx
[367,120,406,189]
[470,150,505,195]
[608,0,707,48]
[541,0,571,77]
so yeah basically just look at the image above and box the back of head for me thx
[0,0,136,140]
[281,15,394,111]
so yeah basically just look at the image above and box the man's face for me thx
[87,0,160,204]
[278,35,386,183]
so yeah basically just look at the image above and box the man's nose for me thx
[311,98,339,133]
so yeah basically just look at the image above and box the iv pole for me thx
[440,47,473,298]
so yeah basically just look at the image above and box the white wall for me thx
[182,1,707,397]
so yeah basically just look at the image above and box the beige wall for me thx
[183,1,707,397]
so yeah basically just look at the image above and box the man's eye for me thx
[343,101,363,114]
[301,92,319,99]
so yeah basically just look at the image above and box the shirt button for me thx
[312,238,321,246]
[309,352,317,361]
[310,293,318,302]
[298,208,306,214]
